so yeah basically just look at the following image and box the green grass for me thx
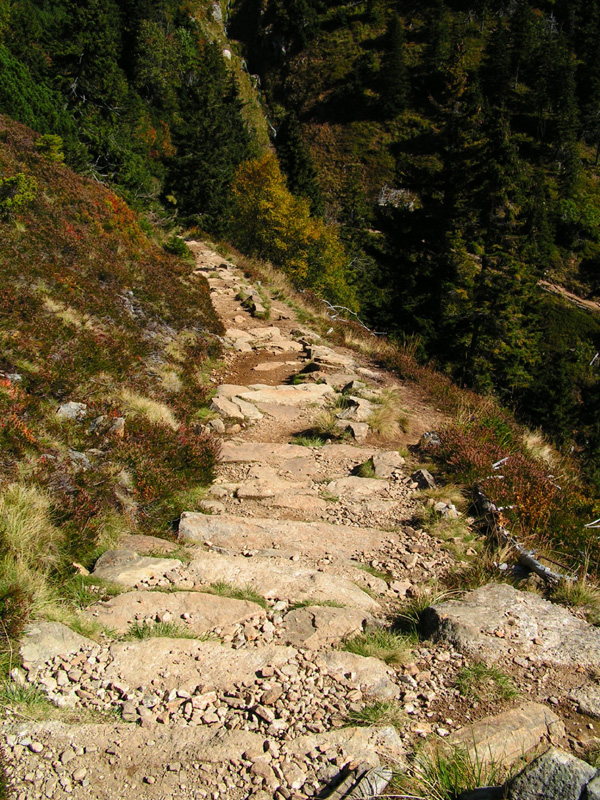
[293,434,328,447]
[342,628,413,665]
[289,599,346,610]
[347,700,405,729]
[356,563,394,583]
[355,459,377,479]
[122,621,207,641]
[395,585,454,637]
[62,575,124,610]
[202,581,268,608]
[550,578,600,622]
[393,744,513,800]
[455,662,518,702]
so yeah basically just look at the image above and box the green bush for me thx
[0,173,37,219]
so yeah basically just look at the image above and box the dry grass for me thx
[0,484,64,570]
[342,628,414,665]
[522,428,556,466]
[368,389,410,439]
[121,389,179,430]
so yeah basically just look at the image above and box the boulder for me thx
[570,684,600,719]
[423,583,600,667]
[210,396,245,421]
[309,346,355,370]
[411,468,436,489]
[56,401,87,421]
[372,451,405,478]
[506,747,596,800]
[92,550,182,587]
[446,702,564,767]
[20,622,96,667]
[280,606,372,649]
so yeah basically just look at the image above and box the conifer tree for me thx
[379,13,409,118]
[276,114,323,216]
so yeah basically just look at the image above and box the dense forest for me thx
[1,0,600,486]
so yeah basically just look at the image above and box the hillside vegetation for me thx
[0,115,222,669]
[231,0,600,487]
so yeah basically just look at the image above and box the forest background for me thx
[1,0,600,490]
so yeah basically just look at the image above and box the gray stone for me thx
[336,396,374,423]
[507,747,596,800]
[372,451,405,478]
[424,583,600,667]
[309,346,355,370]
[315,651,399,700]
[210,396,245,421]
[185,550,380,610]
[586,774,600,800]
[326,476,388,499]
[20,622,96,667]
[411,468,436,489]
[230,396,263,421]
[280,606,372,649]
[56,401,87,421]
[92,550,182,587]
[446,702,564,767]
[570,684,600,718]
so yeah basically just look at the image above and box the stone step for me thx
[82,590,266,636]
[178,512,390,561]
[183,550,382,611]
[423,582,600,667]
[3,718,399,800]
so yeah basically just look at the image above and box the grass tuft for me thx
[342,628,413,665]
[393,744,512,800]
[367,389,409,439]
[455,662,518,702]
[121,390,179,430]
[122,621,205,640]
[355,459,377,479]
[289,599,346,610]
[347,700,405,729]
[202,581,268,608]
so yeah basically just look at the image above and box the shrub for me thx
[35,135,65,163]
[0,173,37,219]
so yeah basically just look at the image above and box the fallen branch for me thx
[474,487,575,585]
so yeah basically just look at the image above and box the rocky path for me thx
[4,243,600,800]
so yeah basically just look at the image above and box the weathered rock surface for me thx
[83,590,265,635]
[446,702,564,766]
[570,683,600,719]
[279,606,372,649]
[178,512,388,560]
[20,622,97,668]
[507,747,596,800]
[105,639,296,693]
[424,583,600,666]
[314,651,400,700]
[372,450,406,478]
[92,550,182,587]
[185,550,381,610]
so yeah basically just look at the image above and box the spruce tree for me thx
[379,13,409,118]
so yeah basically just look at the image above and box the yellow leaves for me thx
[231,152,357,309]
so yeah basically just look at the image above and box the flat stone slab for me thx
[309,346,355,369]
[215,384,250,398]
[7,719,266,799]
[507,747,596,800]
[20,622,97,668]
[105,639,296,693]
[92,550,182,587]
[178,513,388,560]
[280,606,373,649]
[185,551,380,611]
[446,702,564,767]
[220,442,309,463]
[210,396,245,420]
[117,534,178,555]
[315,651,399,700]
[83,590,265,635]
[237,384,334,407]
[326,476,389,498]
[570,684,600,718]
[423,583,600,667]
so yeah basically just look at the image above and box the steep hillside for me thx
[0,115,223,657]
